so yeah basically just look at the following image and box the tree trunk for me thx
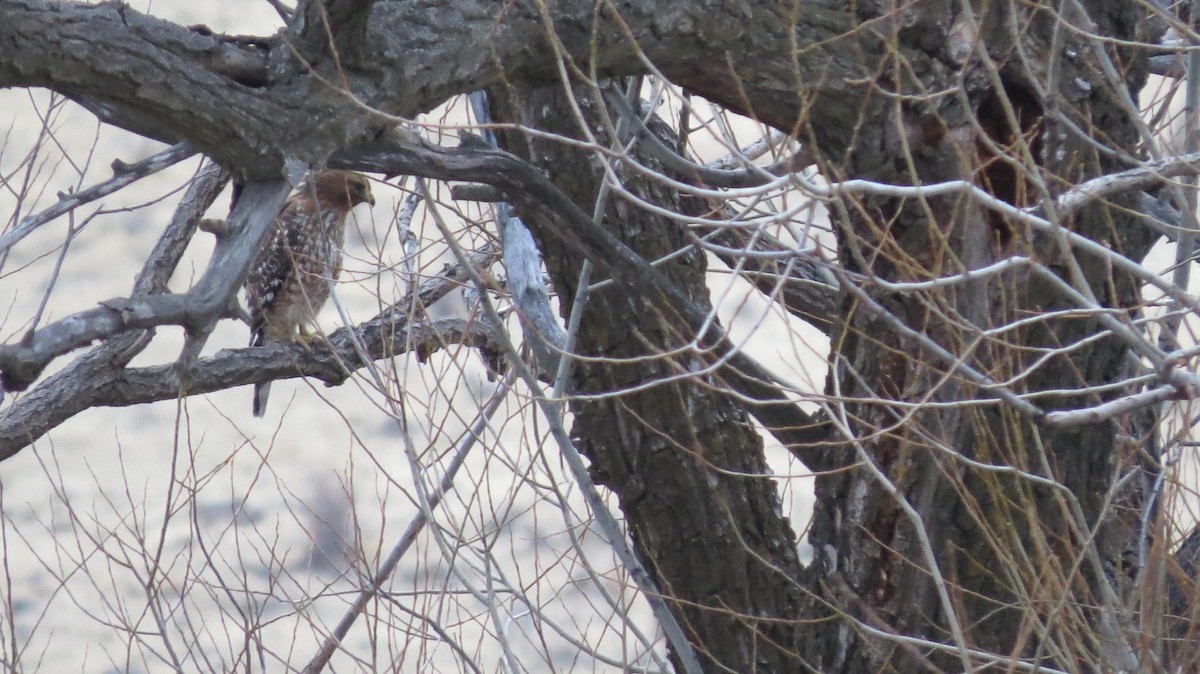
[496,0,1162,669]
[492,86,811,672]
[797,0,1160,670]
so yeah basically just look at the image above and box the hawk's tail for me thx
[251,322,268,416]
[253,382,272,417]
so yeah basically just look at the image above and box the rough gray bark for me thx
[0,0,866,176]
[489,85,810,672]
[794,1,1163,670]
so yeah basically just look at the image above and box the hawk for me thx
[245,170,374,416]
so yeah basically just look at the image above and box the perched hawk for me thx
[245,170,374,416]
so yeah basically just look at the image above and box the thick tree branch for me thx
[0,1,299,172]
[0,162,228,455]
[602,94,840,334]
[0,0,873,175]
[0,179,290,391]
[335,134,829,455]
[451,108,840,336]
[0,244,500,458]
[693,221,839,335]
[290,0,375,66]
[0,318,499,459]
[1045,151,1200,219]
[465,91,567,376]
[607,91,814,189]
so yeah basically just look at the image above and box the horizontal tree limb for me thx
[0,0,871,176]
[0,179,291,391]
[0,317,500,458]
[0,244,501,459]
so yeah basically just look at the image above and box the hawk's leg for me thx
[293,323,324,349]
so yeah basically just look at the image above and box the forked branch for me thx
[0,179,290,391]
[0,245,501,459]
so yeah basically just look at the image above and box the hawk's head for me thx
[310,170,375,210]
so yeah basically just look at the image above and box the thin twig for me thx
[0,142,195,255]
[0,246,498,458]
[301,375,513,674]
[431,200,707,674]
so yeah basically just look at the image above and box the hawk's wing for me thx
[245,196,306,347]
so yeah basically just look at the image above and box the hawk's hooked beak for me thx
[358,183,376,207]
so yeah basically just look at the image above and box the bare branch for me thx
[0,316,499,459]
[0,162,229,455]
[301,375,513,674]
[1150,53,1185,78]
[265,0,294,22]
[618,97,839,334]
[0,179,290,392]
[0,242,498,458]
[1047,151,1200,219]
[0,0,874,175]
[0,142,195,255]
[466,91,566,376]
[686,210,838,335]
[450,159,840,341]
[606,90,812,189]
[1041,384,1181,426]
[0,1,301,172]
[335,133,829,455]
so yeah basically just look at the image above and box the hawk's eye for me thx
[353,181,374,204]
